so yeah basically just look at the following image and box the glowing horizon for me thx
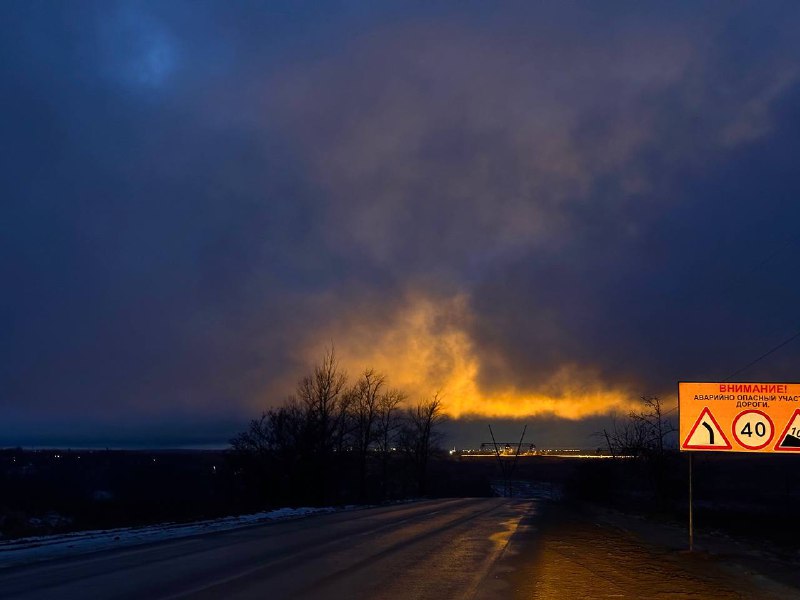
[299,291,640,420]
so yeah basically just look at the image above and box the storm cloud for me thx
[2,2,800,445]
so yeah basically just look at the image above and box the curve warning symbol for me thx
[682,407,732,450]
[775,409,800,451]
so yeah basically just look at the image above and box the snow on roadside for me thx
[0,506,350,569]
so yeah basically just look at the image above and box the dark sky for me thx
[3,1,800,448]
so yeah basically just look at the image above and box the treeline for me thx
[229,349,446,507]
[599,396,676,459]
[569,396,680,511]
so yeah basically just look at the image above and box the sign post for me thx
[679,381,800,551]
[688,452,693,552]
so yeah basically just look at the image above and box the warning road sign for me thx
[682,407,732,450]
[775,409,800,451]
[680,382,800,453]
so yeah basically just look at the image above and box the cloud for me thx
[262,7,800,415]
[2,2,800,444]
[266,11,796,275]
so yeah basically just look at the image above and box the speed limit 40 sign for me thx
[680,382,800,453]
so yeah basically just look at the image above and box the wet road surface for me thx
[0,498,529,599]
[1,498,797,599]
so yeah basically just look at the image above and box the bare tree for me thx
[230,399,306,458]
[297,347,347,450]
[376,389,405,455]
[295,346,348,502]
[334,386,355,455]
[231,414,272,459]
[400,394,447,495]
[230,399,307,504]
[231,345,448,505]
[375,388,406,498]
[352,368,385,500]
[629,396,676,457]
[599,396,676,458]
[601,415,650,456]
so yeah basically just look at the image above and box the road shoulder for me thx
[479,502,800,599]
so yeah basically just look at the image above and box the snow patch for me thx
[0,506,341,568]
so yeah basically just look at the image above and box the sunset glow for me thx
[305,292,638,420]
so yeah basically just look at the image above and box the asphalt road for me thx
[0,498,533,600]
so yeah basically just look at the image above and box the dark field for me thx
[2,448,799,554]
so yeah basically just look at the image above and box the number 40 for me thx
[741,422,766,437]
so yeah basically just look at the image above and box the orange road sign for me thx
[679,382,800,453]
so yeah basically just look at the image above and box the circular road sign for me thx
[732,409,774,450]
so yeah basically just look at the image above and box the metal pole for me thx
[488,425,506,497]
[507,425,528,497]
[688,452,694,552]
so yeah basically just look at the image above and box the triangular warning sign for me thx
[774,409,800,451]
[682,407,732,450]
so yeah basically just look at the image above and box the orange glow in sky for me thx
[303,292,638,420]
